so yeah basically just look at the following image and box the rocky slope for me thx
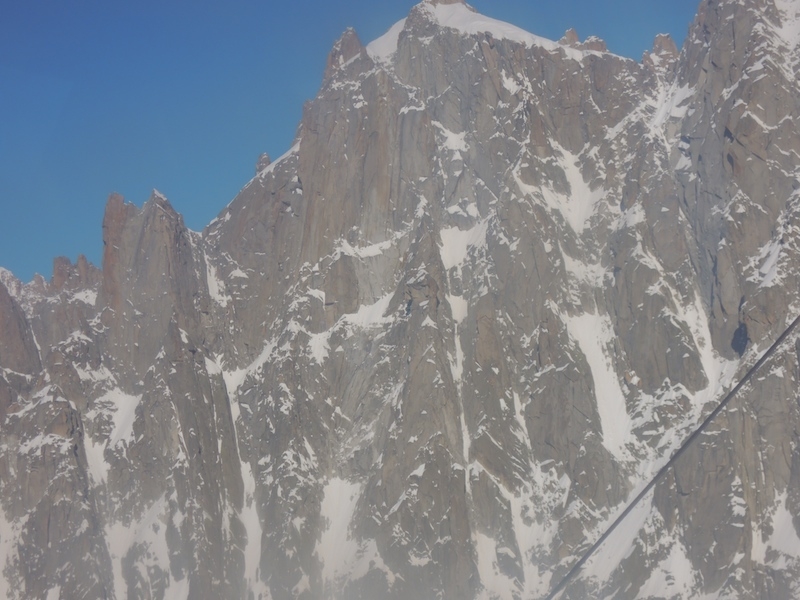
[1,0,800,598]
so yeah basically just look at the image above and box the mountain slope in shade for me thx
[1,0,800,598]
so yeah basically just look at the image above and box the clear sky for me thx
[0,0,701,283]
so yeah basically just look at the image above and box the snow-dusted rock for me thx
[2,0,800,598]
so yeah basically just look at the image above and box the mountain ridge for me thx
[2,0,800,598]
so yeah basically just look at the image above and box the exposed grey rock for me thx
[2,0,800,598]
[256,152,272,174]
[559,28,580,48]
[0,275,40,377]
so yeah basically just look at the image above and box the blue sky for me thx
[0,0,700,282]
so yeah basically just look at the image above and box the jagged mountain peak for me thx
[102,189,184,228]
[365,0,599,65]
[651,32,678,57]
[422,0,468,5]
[50,254,97,291]
[559,27,580,47]
[642,32,679,74]
[688,0,799,50]
[3,0,800,598]
[325,27,366,81]
[144,187,173,210]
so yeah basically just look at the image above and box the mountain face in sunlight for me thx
[1,0,800,598]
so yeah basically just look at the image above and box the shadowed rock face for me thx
[2,0,800,599]
[0,278,40,377]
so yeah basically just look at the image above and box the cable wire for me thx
[543,312,800,600]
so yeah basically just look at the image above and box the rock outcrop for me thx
[2,0,800,598]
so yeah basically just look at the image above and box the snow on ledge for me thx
[258,142,301,179]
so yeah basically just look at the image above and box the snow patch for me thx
[501,70,521,95]
[752,237,785,288]
[83,389,144,485]
[335,238,393,260]
[302,293,394,365]
[366,18,407,63]
[206,257,231,307]
[448,294,468,324]
[774,0,800,55]
[516,145,606,235]
[475,533,518,600]
[106,497,190,600]
[84,435,110,485]
[432,121,468,157]
[240,456,269,598]
[652,83,695,128]
[0,503,17,599]
[415,195,429,218]
[562,253,610,287]
[333,228,407,262]
[565,312,631,460]
[345,293,394,328]
[71,289,97,305]
[753,491,800,566]
[204,356,221,376]
[308,289,326,304]
[308,331,331,365]
[638,534,698,596]
[439,220,489,272]
[421,315,437,328]
[317,478,362,582]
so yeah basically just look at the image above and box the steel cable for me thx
[543,312,800,600]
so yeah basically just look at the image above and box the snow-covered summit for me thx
[366,0,574,63]
[5,0,800,598]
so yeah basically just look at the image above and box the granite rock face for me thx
[2,0,800,598]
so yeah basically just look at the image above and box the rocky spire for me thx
[101,192,137,312]
[559,28,580,47]
[643,32,679,74]
[50,254,98,291]
[256,152,271,174]
[323,27,366,83]
[581,35,607,52]
[3,0,800,598]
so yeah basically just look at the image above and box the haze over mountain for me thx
[1,0,800,598]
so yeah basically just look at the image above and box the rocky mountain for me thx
[2,0,800,598]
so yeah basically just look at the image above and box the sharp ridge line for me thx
[543,312,800,600]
